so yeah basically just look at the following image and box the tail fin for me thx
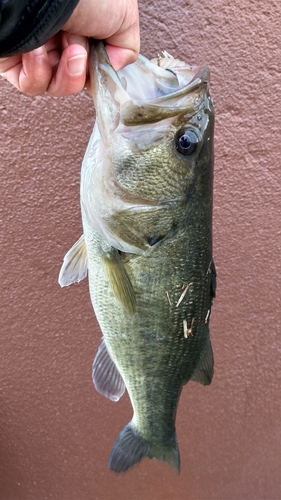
[108,422,180,473]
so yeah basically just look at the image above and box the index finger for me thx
[105,44,138,72]
[0,55,22,73]
[104,1,140,70]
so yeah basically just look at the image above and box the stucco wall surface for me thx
[1,0,281,499]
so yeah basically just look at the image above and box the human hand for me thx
[0,0,139,97]
[0,32,89,97]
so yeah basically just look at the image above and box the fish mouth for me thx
[89,40,210,128]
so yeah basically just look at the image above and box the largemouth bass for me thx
[59,40,216,473]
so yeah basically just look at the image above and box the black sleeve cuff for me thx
[0,0,80,57]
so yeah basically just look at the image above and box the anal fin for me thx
[58,235,88,287]
[92,338,126,402]
[102,247,136,314]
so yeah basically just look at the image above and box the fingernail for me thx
[67,54,86,76]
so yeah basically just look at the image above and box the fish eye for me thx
[175,129,198,156]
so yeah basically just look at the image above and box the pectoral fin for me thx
[58,235,88,287]
[102,248,136,314]
[92,338,126,402]
[191,338,214,386]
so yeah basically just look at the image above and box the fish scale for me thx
[59,40,216,473]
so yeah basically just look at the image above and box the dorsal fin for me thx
[191,338,214,386]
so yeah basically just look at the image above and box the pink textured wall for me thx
[1,0,281,499]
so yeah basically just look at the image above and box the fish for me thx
[59,39,216,474]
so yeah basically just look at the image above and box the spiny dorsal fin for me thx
[191,338,214,386]
[92,338,126,402]
[102,248,136,315]
[58,235,88,287]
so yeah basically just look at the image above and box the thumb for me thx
[47,34,88,97]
